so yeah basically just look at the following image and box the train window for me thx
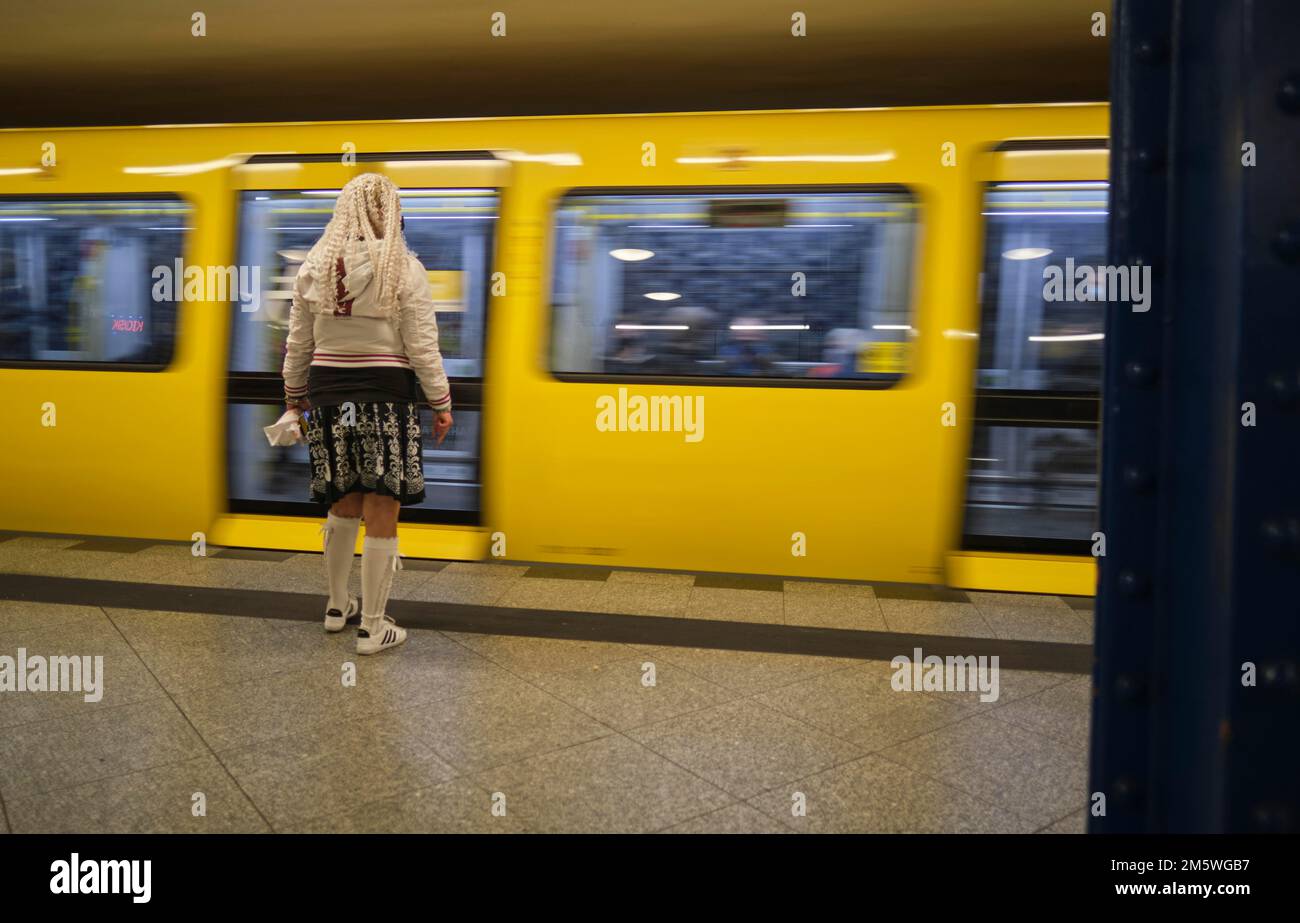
[964,424,1100,552]
[0,196,190,367]
[231,188,497,379]
[976,182,1109,392]
[549,189,918,382]
[228,403,482,519]
[963,181,1108,556]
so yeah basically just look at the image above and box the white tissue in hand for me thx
[263,410,303,446]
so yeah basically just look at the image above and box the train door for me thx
[220,152,506,551]
[952,140,1109,593]
[521,170,931,581]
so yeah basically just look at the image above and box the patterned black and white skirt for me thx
[302,401,426,506]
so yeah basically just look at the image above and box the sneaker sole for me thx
[356,635,406,655]
[324,598,361,633]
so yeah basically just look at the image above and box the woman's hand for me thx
[432,410,453,446]
[286,398,311,414]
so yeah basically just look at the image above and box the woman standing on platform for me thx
[281,173,453,655]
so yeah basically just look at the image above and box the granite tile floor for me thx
[0,533,1094,833]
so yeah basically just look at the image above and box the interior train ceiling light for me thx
[643,292,681,301]
[984,210,1108,217]
[0,167,41,177]
[1029,332,1105,342]
[609,248,654,261]
[615,324,688,330]
[943,329,979,339]
[1002,247,1054,260]
[872,324,912,330]
[729,324,810,331]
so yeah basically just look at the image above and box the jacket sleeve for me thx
[281,264,314,404]
[398,256,453,412]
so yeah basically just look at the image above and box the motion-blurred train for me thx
[0,104,1108,595]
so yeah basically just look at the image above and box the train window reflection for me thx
[228,403,481,518]
[231,188,497,379]
[963,423,1099,550]
[977,183,1109,392]
[549,189,918,382]
[0,197,189,366]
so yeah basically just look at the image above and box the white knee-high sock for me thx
[361,536,401,632]
[322,512,361,612]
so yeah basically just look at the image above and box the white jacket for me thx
[282,240,452,411]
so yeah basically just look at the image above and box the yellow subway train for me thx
[0,103,1108,595]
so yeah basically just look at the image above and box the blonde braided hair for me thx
[306,173,409,316]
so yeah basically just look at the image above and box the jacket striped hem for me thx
[311,350,413,369]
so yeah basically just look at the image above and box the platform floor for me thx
[0,533,1091,834]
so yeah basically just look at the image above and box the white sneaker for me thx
[357,615,406,655]
[324,596,361,633]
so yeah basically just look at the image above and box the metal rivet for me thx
[1251,803,1291,833]
[1114,673,1147,703]
[1122,465,1155,492]
[1278,73,1300,114]
[1113,775,1140,800]
[1273,223,1300,262]
[1118,569,1149,597]
[1267,371,1298,407]
[1261,518,1300,561]
[1135,38,1167,63]
[1259,661,1298,688]
[1135,148,1164,172]
[1124,360,1158,387]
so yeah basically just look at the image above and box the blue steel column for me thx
[1090,0,1300,833]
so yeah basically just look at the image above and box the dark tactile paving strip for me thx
[872,582,970,603]
[211,548,297,563]
[0,573,1090,675]
[693,574,781,592]
[524,564,611,581]
[66,538,156,553]
[1061,595,1095,611]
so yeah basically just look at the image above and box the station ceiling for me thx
[2,0,1110,128]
